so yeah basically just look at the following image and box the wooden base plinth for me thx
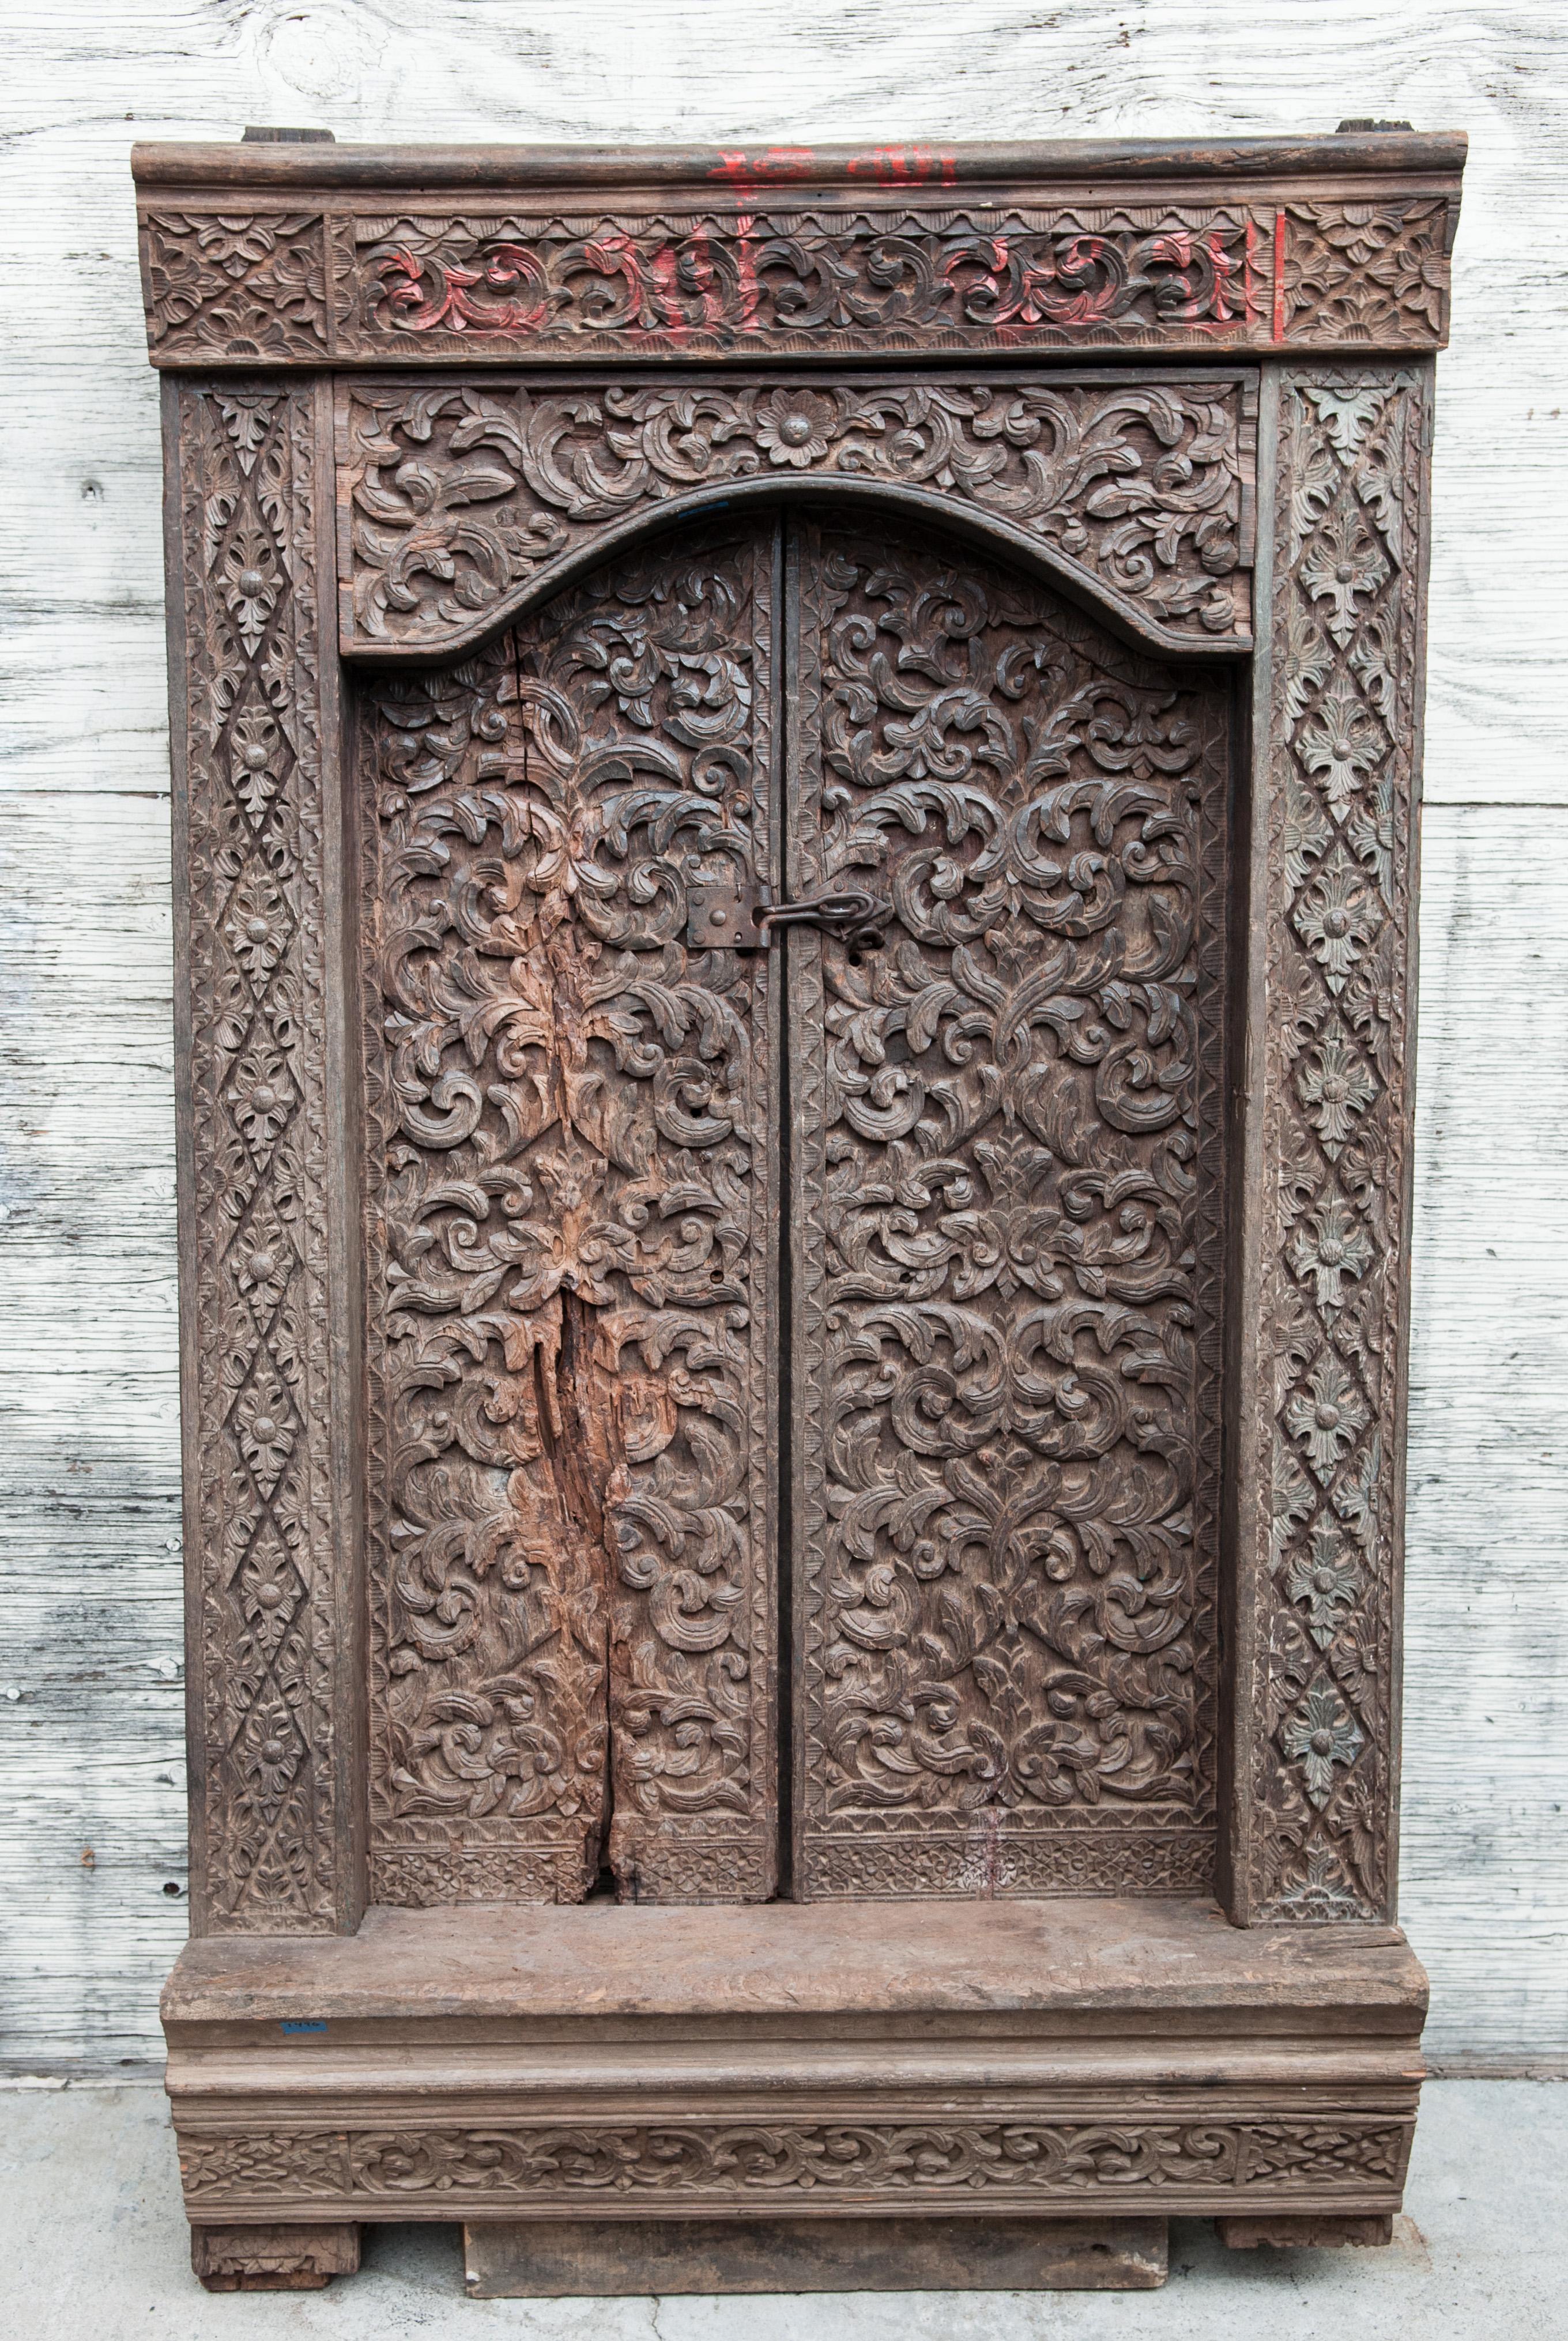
[191,2222,360,2291]
[463,2214,1169,2295]
[163,1896,1426,2278]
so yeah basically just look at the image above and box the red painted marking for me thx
[708,142,956,190]
[708,146,819,187]
[1272,209,1287,343]
[845,144,958,187]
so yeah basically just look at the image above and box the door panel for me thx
[360,522,780,1905]
[786,516,1229,1898]
[359,503,1230,1909]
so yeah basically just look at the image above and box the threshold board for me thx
[462,2214,1170,2294]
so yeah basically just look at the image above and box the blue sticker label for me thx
[280,2019,327,2035]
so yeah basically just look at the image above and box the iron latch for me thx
[684,865,890,953]
[755,888,890,951]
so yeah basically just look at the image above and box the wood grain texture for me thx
[1,0,1563,2064]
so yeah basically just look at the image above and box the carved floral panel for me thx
[788,518,1229,1898]
[336,374,1255,658]
[145,213,329,361]
[359,523,779,1905]
[1246,367,1427,1920]
[178,2113,1412,2210]
[139,197,1454,367]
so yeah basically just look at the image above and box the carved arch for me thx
[334,376,1257,665]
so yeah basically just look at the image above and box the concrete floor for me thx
[2,2080,1563,2339]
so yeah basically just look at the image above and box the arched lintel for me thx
[340,474,1254,672]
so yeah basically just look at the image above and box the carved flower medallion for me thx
[1283,1353,1369,1481]
[755,389,838,468]
[1279,1674,1366,1807]
[1285,1524,1364,1649]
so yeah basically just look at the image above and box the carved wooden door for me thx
[357,504,1230,1912]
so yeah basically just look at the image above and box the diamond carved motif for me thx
[1250,366,1426,1920]
[175,384,340,1928]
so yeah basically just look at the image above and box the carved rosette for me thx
[138,197,1454,367]
[175,386,338,1927]
[176,2113,1412,2213]
[1248,368,1428,1919]
[336,375,1254,657]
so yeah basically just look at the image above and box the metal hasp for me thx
[683,854,769,948]
[684,868,891,952]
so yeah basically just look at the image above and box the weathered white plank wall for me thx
[1,0,1563,2068]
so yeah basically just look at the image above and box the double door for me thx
[359,505,1229,1908]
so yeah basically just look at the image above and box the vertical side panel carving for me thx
[1239,367,1428,1920]
[172,384,342,1929]
[359,526,778,1904]
[789,518,1229,1898]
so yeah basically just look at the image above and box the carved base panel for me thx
[163,1899,1426,2233]
[463,2213,1170,2293]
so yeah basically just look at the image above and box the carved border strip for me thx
[138,195,1456,367]
[333,374,1256,660]
[1241,365,1428,1921]
[173,384,341,1929]
[177,2113,1414,2210]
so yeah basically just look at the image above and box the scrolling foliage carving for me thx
[139,190,1455,368]
[337,204,1273,356]
[1250,370,1426,1920]
[359,525,778,1905]
[337,376,1253,654]
[179,2113,1411,2210]
[789,521,1228,1897]
[177,385,338,1926]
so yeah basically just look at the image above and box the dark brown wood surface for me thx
[133,133,1464,370]
[356,521,781,1907]
[149,129,1453,2282]
[131,132,1468,191]
[161,1893,1427,2019]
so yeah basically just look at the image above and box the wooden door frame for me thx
[139,129,1460,2271]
